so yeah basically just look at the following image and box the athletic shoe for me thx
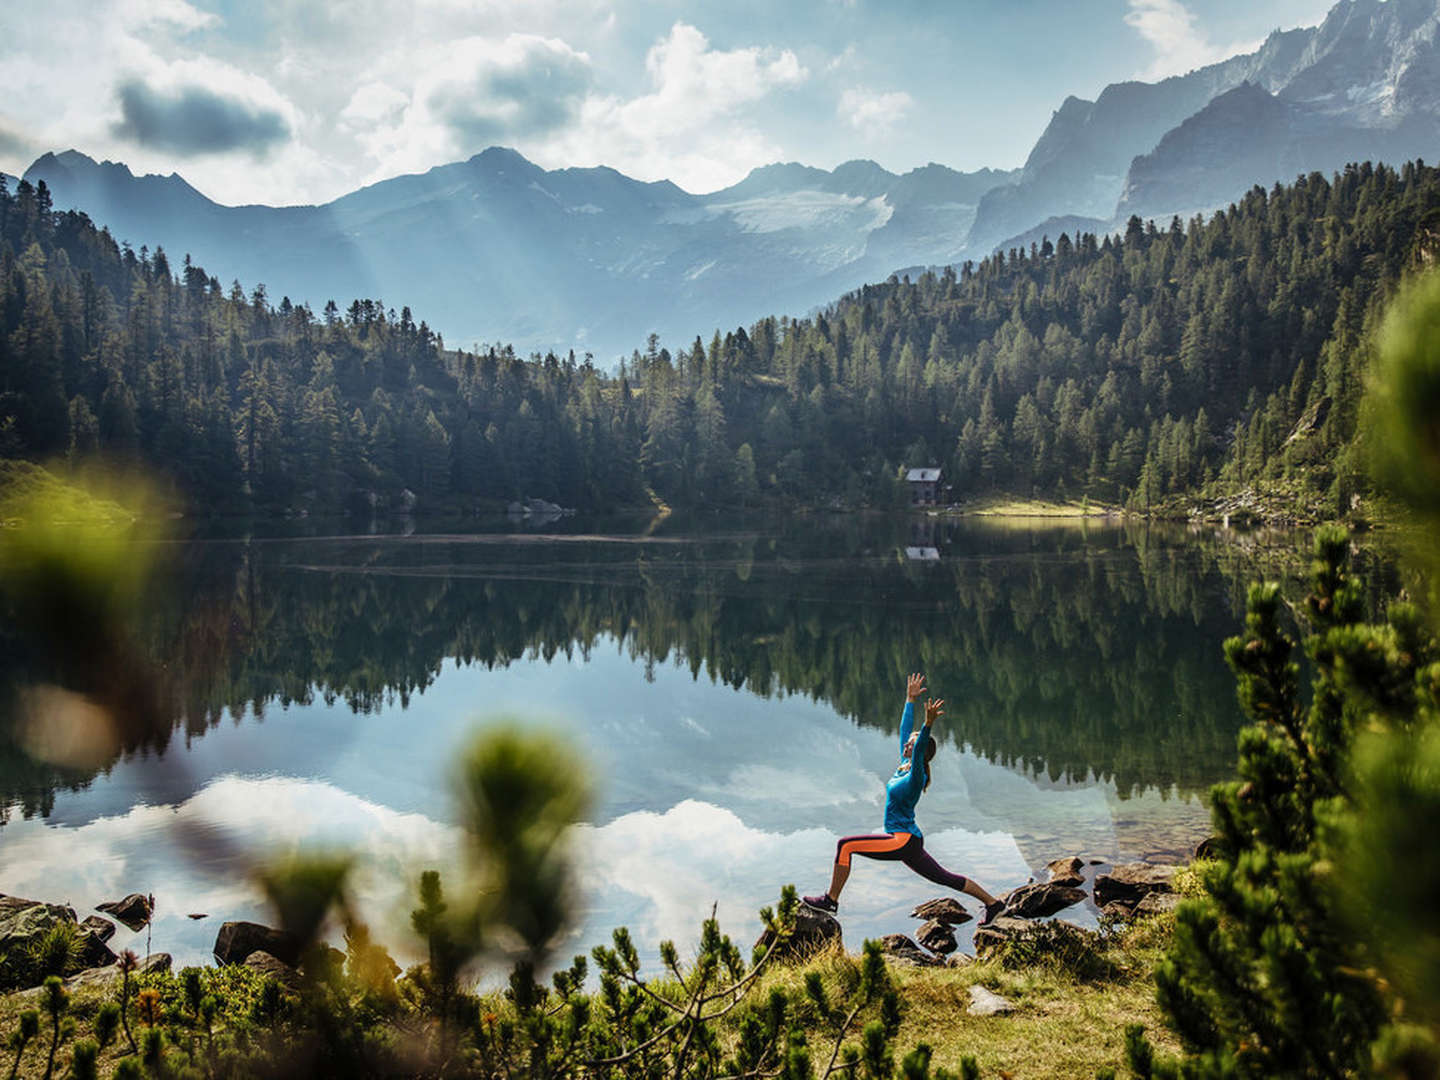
[979,900,1005,926]
[803,893,838,913]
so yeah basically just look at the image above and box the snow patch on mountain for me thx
[707,190,893,234]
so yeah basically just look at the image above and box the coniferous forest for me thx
[1,158,1437,516]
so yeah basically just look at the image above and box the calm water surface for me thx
[1,514,1265,968]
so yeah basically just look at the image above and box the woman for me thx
[804,673,1005,924]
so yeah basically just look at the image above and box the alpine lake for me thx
[0,512,1354,971]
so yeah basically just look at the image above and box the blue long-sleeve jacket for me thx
[883,701,930,838]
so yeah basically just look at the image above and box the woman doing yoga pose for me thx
[804,673,1005,924]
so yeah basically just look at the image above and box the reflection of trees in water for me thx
[4,520,1372,820]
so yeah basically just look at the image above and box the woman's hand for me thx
[906,673,926,702]
[925,697,945,726]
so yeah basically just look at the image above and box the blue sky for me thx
[0,0,1335,206]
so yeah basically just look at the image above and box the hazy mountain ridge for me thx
[19,147,1018,361]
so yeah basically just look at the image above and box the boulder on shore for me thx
[878,934,945,967]
[96,893,152,931]
[76,929,117,970]
[1135,892,1182,917]
[915,920,958,955]
[971,916,1033,955]
[1093,863,1177,908]
[80,915,116,943]
[1002,882,1086,919]
[909,898,972,924]
[214,921,302,967]
[244,950,302,991]
[0,895,82,989]
[19,954,170,999]
[753,905,840,964]
[1194,836,1222,861]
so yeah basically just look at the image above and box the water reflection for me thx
[0,515,1288,964]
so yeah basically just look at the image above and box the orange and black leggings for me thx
[834,831,968,891]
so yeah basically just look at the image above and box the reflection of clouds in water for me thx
[700,763,881,811]
[0,777,458,964]
[575,798,1034,955]
[0,778,1037,968]
[678,715,710,737]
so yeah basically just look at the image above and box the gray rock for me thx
[79,916,115,943]
[1002,882,1086,919]
[754,904,841,964]
[909,897,972,925]
[1093,863,1177,908]
[96,894,151,931]
[968,985,1016,1016]
[22,953,170,998]
[214,921,302,967]
[1135,892,1182,917]
[244,950,301,991]
[878,934,944,967]
[915,920,958,955]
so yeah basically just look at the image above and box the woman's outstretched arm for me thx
[908,696,943,796]
[901,672,925,751]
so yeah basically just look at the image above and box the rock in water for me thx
[753,904,841,963]
[1093,863,1177,908]
[968,985,1016,1016]
[915,920,958,955]
[909,897,972,924]
[214,921,303,967]
[1046,856,1086,886]
[96,893,152,931]
[1002,882,1087,919]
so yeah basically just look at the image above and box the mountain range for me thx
[18,147,1016,361]
[15,0,1440,360]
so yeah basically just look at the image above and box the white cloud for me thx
[530,22,807,193]
[116,0,219,33]
[838,87,912,139]
[339,82,410,131]
[1124,0,1259,81]
[357,33,595,180]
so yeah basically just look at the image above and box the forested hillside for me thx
[1,160,1437,516]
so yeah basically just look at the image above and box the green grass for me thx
[1,918,1182,1078]
[737,919,1178,1079]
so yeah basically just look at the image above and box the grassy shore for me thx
[739,919,1179,1078]
[945,496,1124,519]
[0,913,1181,1079]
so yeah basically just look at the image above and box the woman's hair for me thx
[922,735,937,791]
